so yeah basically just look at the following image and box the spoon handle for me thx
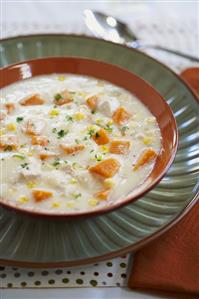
[150,45,199,62]
[130,42,199,62]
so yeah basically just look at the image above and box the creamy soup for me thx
[0,74,162,214]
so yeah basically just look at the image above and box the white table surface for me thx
[1,1,198,299]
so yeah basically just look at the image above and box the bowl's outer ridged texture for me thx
[0,35,198,266]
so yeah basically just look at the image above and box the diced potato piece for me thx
[54,90,73,106]
[32,189,53,202]
[20,94,45,106]
[109,140,130,155]
[103,178,115,189]
[39,151,58,160]
[0,135,18,151]
[134,148,157,171]
[86,95,98,111]
[92,128,110,145]
[94,189,110,200]
[89,158,120,178]
[23,119,46,135]
[98,96,119,117]
[112,107,131,124]
[60,144,85,155]
[31,136,49,146]
[0,110,7,121]
[5,103,15,113]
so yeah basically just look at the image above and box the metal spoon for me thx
[84,10,199,62]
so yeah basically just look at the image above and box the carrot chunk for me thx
[93,128,110,145]
[39,151,58,160]
[133,148,157,170]
[112,107,131,124]
[89,158,120,178]
[86,96,98,111]
[109,140,130,154]
[0,135,18,151]
[20,94,45,106]
[32,190,53,202]
[31,136,49,146]
[5,103,15,113]
[60,144,85,155]
[54,90,73,106]
[94,189,110,200]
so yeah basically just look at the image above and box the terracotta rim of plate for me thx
[0,56,178,218]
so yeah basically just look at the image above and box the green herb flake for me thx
[57,129,68,139]
[72,192,82,199]
[121,125,129,133]
[16,117,24,123]
[52,158,60,167]
[95,154,103,162]
[20,162,29,169]
[54,93,63,101]
[4,145,13,152]
[66,116,73,122]
[88,129,95,138]
[52,128,57,134]
[104,124,113,133]
[13,154,25,160]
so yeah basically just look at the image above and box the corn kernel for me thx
[17,196,29,203]
[28,152,33,156]
[143,137,153,145]
[95,118,103,125]
[66,201,75,208]
[0,129,5,136]
[100,145,109,153]
[107,120,113,126]
[52,202,60,208]
[74,112,85,121]
[27,182,37,189]
[103,178,115,189]
[49,109,59,117]
[57,75,66,81]
[6,123,16,131]
[70,178,77,184]
[88,198,99,206]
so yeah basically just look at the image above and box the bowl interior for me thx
[0,57,178,217]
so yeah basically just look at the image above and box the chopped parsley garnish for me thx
[95,154,103,161]
[52,128,57,133]
[121,125,129,133]
[52,158,60,167]
[83,136,88,141]
[52,128,68,138]
[13,154,25,160]
[104,124,113,133]
[21,162,29,169]
[66,115,73,122]
[54,93,63,101]
[91,110,95,114]
[72,192,82,199]
[16,117,24,123]
[75,139,80,144]
[57,129,68,139]
[88,128,95,138]
[4,145,13,151]
[89,149,94,153]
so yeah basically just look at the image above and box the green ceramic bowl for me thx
[0,34,198,268]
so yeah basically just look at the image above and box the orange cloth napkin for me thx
[128,68,199,297]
